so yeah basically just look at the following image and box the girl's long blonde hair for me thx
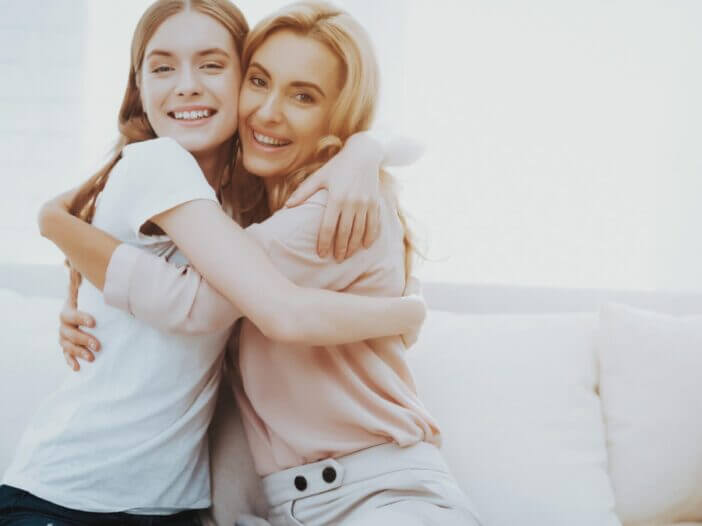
[234,1,417,277]
[67,0,248,301]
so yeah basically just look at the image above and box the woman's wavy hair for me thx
[234,1,417,277]
[66,0,248,300]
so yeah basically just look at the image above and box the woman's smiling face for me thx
[238,29,343,179]
[139,10,241,160]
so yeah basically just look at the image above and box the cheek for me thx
[295,108,329,147]
[139,80,168,115]
[237,88,258,124]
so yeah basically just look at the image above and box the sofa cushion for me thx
[597,303,702,525]
[201,365,267,526]
[407,310,621,526]
[0,289,67,475]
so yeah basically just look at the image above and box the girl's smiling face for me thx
[238,29,343,180]
[139,10,241,161]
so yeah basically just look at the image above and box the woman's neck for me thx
[262,175,286,212]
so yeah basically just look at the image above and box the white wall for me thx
[1,0,700,291]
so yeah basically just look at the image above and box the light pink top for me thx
[105,190,440,476]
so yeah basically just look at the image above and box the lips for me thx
[167,106,217,122]
[251,129,292,147]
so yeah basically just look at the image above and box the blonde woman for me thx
[0,1,424,524]
[55,2,481,524]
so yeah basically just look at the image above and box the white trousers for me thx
[236,442,482,526]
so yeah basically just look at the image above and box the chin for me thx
[242,157,286,179]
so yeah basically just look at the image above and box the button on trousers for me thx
[236,442,481,526]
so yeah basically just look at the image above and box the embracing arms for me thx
[43,133,424,367]
[146,199,422,345]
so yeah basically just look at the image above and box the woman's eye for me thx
[202,63,223,70]
[295,93,314,104]
[249,76,266,88]
[152,65,173,74]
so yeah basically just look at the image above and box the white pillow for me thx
[407,310,621,526]
[597,303,702,525]
[0,289,67,476]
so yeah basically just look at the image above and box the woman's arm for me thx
[39,194,241,334]
[150,200,424,345]
[39,193,424,346]
[105,244,241,333]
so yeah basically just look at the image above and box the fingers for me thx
[401,330,419,349]
[60,324,100,355]
[401,294,426,350]
[61,338,94,365]
[362,203,381,249]
[63,351,80,372]
[334,208,355,261]
[317,198,341,258]
[58,305,100,372]
[403,275,422,297]
[345,207,367,259]
[60,305,95,329]
[285,170,326,208]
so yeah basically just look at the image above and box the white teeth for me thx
[254,131,289,146]
[173,110,212,120]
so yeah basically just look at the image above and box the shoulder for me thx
[117,138,210,193]
[122,137,201,174]
[250,189,327,240]
[122,137,192,159]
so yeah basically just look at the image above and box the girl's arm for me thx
[39,194,424,347]
[39,195,241,334]
[149,200,423,345]
[286,131,424,260]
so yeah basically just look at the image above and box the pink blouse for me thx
[104,190,440,476]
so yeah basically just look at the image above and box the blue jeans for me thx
[0,485,202,526]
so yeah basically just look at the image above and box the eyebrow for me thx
[249,61,326,98]
[146,47,231,60]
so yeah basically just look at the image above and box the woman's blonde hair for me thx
[235,1,417,276]
[67,0,248,300]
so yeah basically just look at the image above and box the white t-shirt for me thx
[3,138,231,514]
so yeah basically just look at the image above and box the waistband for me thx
[261,441,448,507]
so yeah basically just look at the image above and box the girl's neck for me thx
[194,142,230,191]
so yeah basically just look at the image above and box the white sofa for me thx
[1,263,702,526]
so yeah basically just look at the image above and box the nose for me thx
[256,92,283,123]
[175,66,203,97]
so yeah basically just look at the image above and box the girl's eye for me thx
[295,93,314,104]
[249,76,266,88]
[152,65,173,74]
[202,63,223,70]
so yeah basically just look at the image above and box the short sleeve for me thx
[114,138,218,244]
[104,243,242,334]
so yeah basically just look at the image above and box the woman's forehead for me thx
[250,30,341,86]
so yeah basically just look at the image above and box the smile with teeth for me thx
[170,109,214,120]
[253,131,291,147]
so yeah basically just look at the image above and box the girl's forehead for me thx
[146,10,236,56]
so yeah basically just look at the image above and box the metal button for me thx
[294,475,307,491]
[322,466,337,483]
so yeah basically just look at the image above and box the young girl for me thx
[53,2,481,525]
[0,1,423,524]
